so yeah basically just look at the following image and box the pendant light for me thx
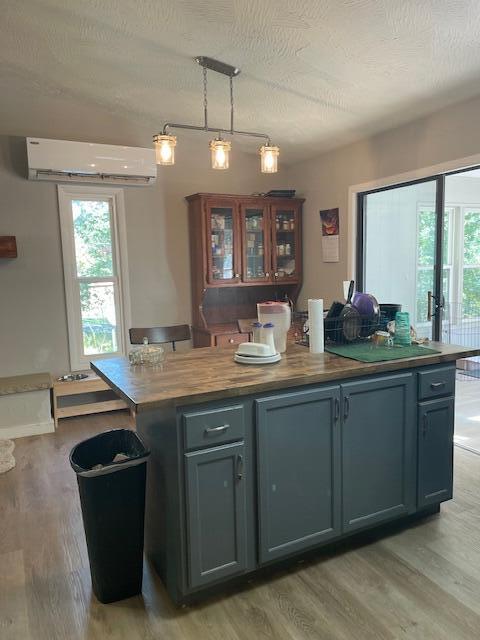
[153,57,280,173]
[210,137,231,170]
[260,145,279,173]
[153,134,176,165]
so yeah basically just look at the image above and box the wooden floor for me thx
[2,411,480,640]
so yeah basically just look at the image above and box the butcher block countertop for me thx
[91,342,479,413]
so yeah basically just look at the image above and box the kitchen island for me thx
[92,343,479,604]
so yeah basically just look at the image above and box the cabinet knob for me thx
[265,272,270,277]
[274,272,279,278]
[235,273,240,278]
[229,338,234,344]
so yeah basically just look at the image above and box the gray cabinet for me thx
[341,373,416,533]
[256,387,341,563]
[418,397,454,508]
[185,441,247,587]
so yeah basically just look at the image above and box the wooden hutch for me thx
[186,193,304,347]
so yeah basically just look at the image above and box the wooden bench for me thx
[52,371,129,428]
[0,372,54,439]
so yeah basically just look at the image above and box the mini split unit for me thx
[26,137,157,185]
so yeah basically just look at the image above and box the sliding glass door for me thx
[357,178,443,341]
[358,167,480,347]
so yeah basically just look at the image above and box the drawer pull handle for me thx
[205,424,230,435]
[236,454,244,480]
[430,381,446,389]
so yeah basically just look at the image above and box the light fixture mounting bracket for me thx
[195,56,240,77]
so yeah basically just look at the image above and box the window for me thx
[58,186,131,371]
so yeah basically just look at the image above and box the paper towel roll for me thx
[308,299,324,354]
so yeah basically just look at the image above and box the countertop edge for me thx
[91,363,140,413]
[92,346,478,413]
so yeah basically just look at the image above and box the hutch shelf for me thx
[186,193,304,347]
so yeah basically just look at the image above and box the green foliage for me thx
[73,200,113,277]
[72,200,118,355]
[417,208,480,322]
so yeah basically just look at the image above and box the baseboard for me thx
[0,420,55,440]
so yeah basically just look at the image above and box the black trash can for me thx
[70,429,150,604]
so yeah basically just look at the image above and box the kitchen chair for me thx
[129,325,191,351]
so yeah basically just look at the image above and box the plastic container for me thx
[70,429,150,603]
[394,311,411,346]
[261,322,277,355]
[257,301,291,353]
[252,321,263,344]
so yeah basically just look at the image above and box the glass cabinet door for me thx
[241,205,271,282]
[271,205,301,282]
[207,205,238,284]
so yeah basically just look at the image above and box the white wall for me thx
[0,134,287,377]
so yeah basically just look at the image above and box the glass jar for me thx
[129,337,165,366]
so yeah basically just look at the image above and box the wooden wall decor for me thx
[0,236,17,258]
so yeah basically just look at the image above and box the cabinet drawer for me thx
[418,366,455,400]
[215,332,249,347]
[183,405,245,450]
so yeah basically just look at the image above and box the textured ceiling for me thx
[2,0,480,163]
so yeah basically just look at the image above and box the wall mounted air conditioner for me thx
[26,137,157,185]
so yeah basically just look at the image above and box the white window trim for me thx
[57,185,132,371]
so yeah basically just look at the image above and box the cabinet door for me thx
[185,442,247,587]
[341,373,416,533]
[206,201,240,285]
[256,387,341,563]
[418,397,454,508]
[270,204,302,283]
[240,203,272,283]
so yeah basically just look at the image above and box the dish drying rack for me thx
[292,310,383,347]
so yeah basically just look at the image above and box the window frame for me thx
[58,185,131,371]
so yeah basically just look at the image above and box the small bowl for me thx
[57,373,89,382]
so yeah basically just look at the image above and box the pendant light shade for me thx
[210,138,231,170]
[260,145,279,173]
[153,134,177,165]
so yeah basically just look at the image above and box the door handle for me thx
[204,424,230,435]
[334,397,340,422]
[236,454,244,480]
[427,290,433,321]
[343,396,350,421]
